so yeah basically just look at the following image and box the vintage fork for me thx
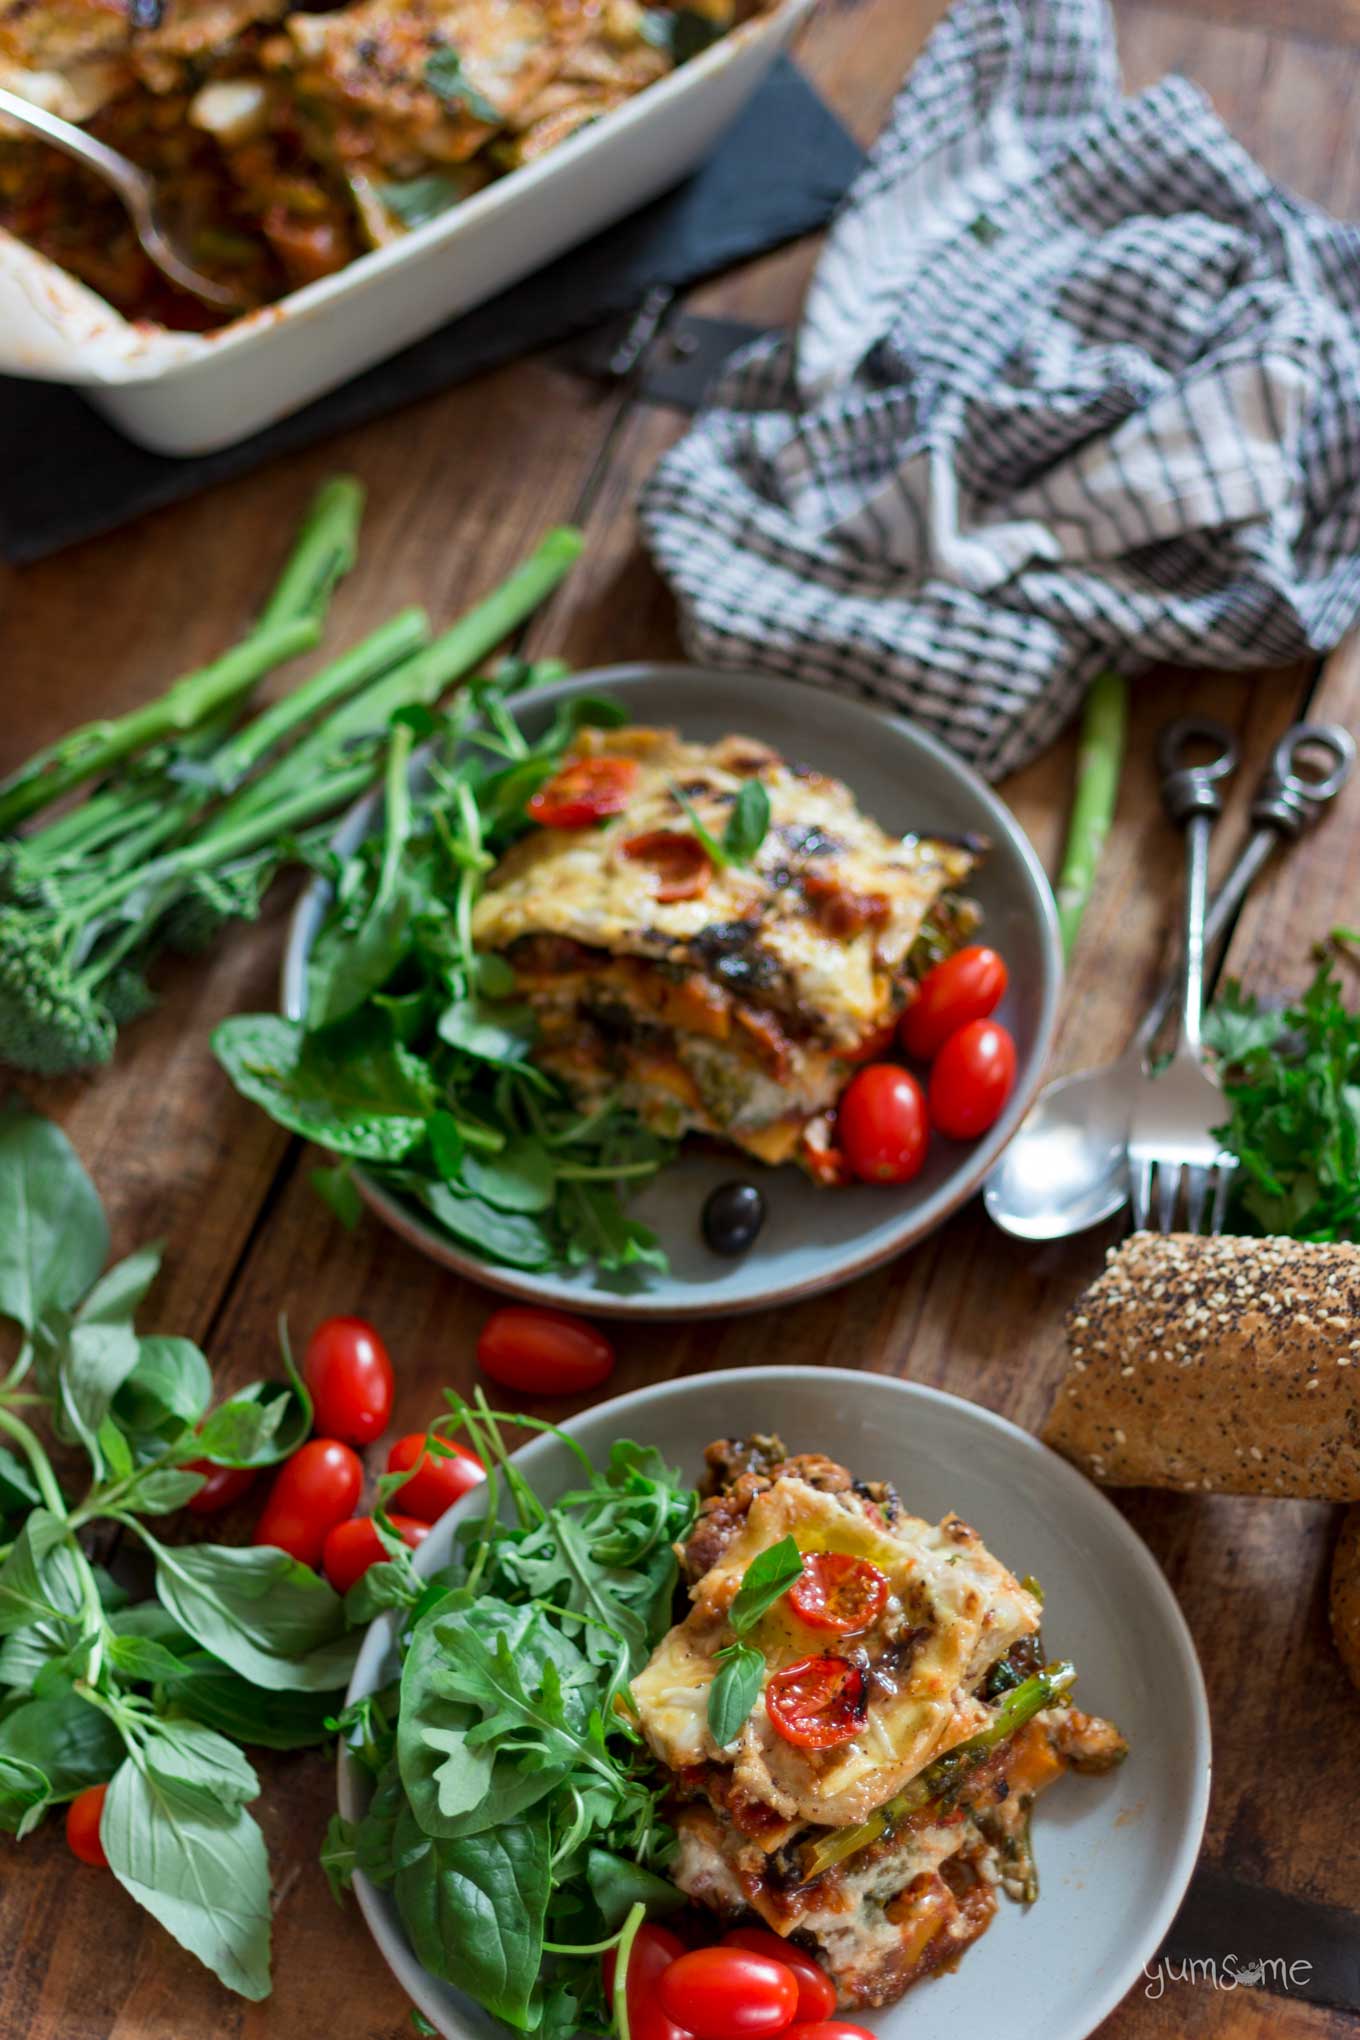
[1126,718,1241,1234]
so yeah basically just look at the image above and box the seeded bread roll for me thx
[1330,1507,1360,1694]
[1042,1233,1360,1498]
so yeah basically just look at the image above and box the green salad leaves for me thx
[214,669,677,1282]
[327,1396,697,2036]
[0,1103,360,1998]
[1206,946,1360,1239]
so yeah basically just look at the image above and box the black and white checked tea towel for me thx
[638,0,1360,779]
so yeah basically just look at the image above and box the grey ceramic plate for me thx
[338,1368,1211,2040]
[283,666,1062,1316]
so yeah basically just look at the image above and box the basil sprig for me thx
[706,1534,803,1746]
[672,779,771,870]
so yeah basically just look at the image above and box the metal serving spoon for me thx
[984,718,1355,1241]
[0,85,245,313]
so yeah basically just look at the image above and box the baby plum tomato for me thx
[765,1655,867,1751]
[66,1784,109,1868]
[183,1459,256,1515]
[720,1934,836,2024]
[836,1065,929,1186]
[928,1019,1017,1141]
[385,1433,485,1522]
[657,1947,799,2040]
[476,1307,615,1395]
[602,1923,690,2040]
[322,1513,428,1594]
[253,1438,363,1568]
[528,756,638,829]
[784,2026,876,2040]
[303,1316,394,1446]
[786,1553,888,1637]
[900,946,1008,1063]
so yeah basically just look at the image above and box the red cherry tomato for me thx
[786,1553,888,1637]
[303,1316,394,1446]
[928,1019,1017,1140]
[183,1459,256,1515]
[658,1947,799,2040]
[603,1923,690,2040]
[836,1065,929,1186]
[66,1783,108,1868]
[476,1308,615,1396]
[253,1438,363,1568]
[766,1655,867,1751]
[900,946,1008,1063]
[621,829,713,903]
[322,1513,429,1594]
[720,1934,836,2023]
[528,756,638,829]
[784,2026,875,2040]
[385,1433,485,1522]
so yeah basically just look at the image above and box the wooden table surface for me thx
[4,2,1360,2035]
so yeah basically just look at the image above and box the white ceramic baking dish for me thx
[0,0,817,455]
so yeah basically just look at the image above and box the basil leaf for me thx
[146,1537,356,1692]
[321,1811,358,1901]
[392,1805,551,2028]
[707,1641,763,1746]
[0,1509,82,1637]
[56,1317,142,1470]
[424,47,501,126]
[0,1688,121,1802]
[0,1444,40,1516]
[107,1632,191,1685]
[212,1011,435,1163]
[0,1751,51,1835]
[377,172,467,229]
[140,1717,259,1811]
[0,1099,108,1337]
[193,1339,312,1470]
[103,1755,272,1999]
[131,1467,207,1516]
[167,1652,344,1751]
[113,1335,213,1440]
[729,1534,803,1635]
[723,780,771,865]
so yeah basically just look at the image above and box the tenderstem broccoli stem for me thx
[0,614,320,834]
[256,475,365,631]
[1055,670,1127,960]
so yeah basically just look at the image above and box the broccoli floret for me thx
[0,914,117,1074]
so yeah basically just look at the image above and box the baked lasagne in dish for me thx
[471,725,982,1179]
[0,0,768,325]
[631,1437,1127,2008]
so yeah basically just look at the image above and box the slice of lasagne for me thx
[471,726,981,1176]
[630,1438,1126,2009]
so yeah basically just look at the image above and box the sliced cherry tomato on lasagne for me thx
[622,828,713,902]
[766,1654,867,1750]
[787,1552,888,1636]
[720,1932,837,2022]
[527,756,637,828]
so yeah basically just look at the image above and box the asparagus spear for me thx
[1054,670,1128,960]
[800,1662,1077,1880]
[256,475,365,631]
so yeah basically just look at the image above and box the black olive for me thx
[702,1181,766,1257]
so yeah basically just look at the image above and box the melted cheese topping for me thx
[631,1478,1040,1829]
[472,727,976,1050]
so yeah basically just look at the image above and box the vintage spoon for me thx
[0,85,245,313]
[984,719,1355,1241]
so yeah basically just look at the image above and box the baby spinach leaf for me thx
[212,1011,435,1162]
[311,1163,363,1230]
[419,1183,554,1270]
[437,996,537,1067]
[462,1136,556,1214]
[146,1537,356,1693]
[707,1641,763,1746]
[321,1812,358,1901]
[0,1098,107,1337]
[306,885,413,1030]
[585,1847,684,1930]
[103,1755,272,2000]
[728,1534,803,1634]
[393,1805,551,2029]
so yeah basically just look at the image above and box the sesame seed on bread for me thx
[1042,1233,1360,1499]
